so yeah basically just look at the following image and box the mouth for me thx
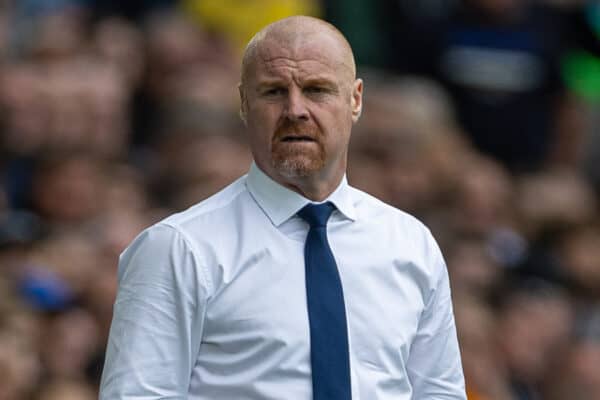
[280,135,316,143]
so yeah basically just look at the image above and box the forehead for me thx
[247,33,353,82]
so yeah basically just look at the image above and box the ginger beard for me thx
[271,121,326,179]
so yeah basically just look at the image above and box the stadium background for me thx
[0,0,599,399]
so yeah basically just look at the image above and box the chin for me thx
[271,146,325,179]
[273,157,324,179]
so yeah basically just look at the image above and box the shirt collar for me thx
[246,162,357,227]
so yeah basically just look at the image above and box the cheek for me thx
[320,106,353,141]
[246,113,277,162]
[248,104,280,132]
[248,127,272,160]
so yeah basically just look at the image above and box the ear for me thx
[351,78,363,123]
[238,83,248,126]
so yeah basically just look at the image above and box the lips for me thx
[281,135,315,142]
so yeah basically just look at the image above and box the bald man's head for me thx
[240,16,356,87]
[237,16,363,199]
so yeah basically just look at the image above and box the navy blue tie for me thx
[298,202,352,400]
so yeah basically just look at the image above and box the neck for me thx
[282,172,344,202]
[265,165,345,201]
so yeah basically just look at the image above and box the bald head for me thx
[240,16,356,87]
[237,16,364,200]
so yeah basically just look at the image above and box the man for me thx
[99,16,466,399]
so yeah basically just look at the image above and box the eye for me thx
[263,87,287,96]
[304,86,326,94]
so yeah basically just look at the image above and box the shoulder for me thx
[120,175,251,266]
[348,185,443,273]
[349,185,432,236]
[161,175,250,231]
[117,176,252,292]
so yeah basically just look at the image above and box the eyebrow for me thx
[301,77,338,88]
[255,79,286,91]
[255,76,338,91]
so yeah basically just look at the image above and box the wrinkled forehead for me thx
[241,22,356,85]
[260,37,348,70]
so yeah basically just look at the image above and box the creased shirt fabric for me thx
[99,163,466,399]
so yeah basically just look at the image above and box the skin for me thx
[239,16,363,201]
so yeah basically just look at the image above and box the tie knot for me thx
[297,202,336,228]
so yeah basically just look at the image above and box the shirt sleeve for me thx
[406,230,466,399]
[99,223,208,399]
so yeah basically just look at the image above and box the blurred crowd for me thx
[0,0,599,399]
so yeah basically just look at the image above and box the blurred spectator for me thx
[152,127,252,209]
[558,224,600,300]
[447,155,516,236]
[515,168,597,237]
[135,10,238,147]
[323,0,458,71]
[552,310,600,399]
[93,17,146,90]
[36,379,97,400]
[0,294,43,400]
[430,0,569,171]
[495,279,574,400]
[454,295,513,400]
[30,153,105,226]
[550,338,600,399]
[23,10,87,60]
[350,74,471,217]
[446,237,504,298]
[0,62,49,159]
[40,308,100,381]
[0,327,42,400]
[25,232,98,304]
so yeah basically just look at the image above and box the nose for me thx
[284,88,309,122]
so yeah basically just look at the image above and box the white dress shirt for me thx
[100,163,466,399]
